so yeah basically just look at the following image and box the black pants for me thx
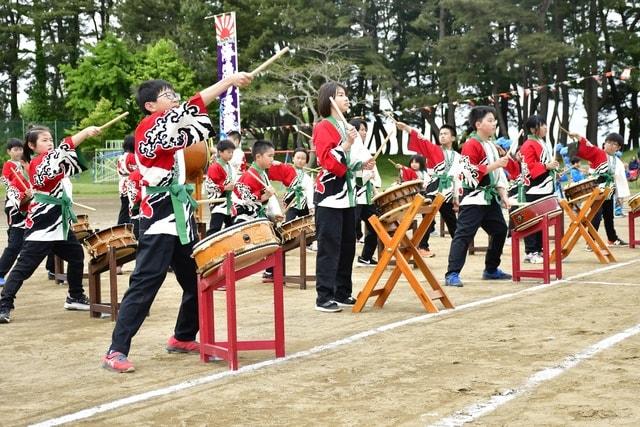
[446,201,507,276]
[117,195,131,225]
[207,212,234,236]
[315,206,356,305]
[0,234,85,310]
[0,226,25,277]
[419,201,457,250]
[356,204,377,260]
[109,233,198,356]
[524,192,549,254]
[592,198,619,242]
[285,206,309,222]
[132,218,140,240]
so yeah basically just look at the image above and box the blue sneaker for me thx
[445,272,463,287]
[0,277,5,287]
[482,268,512,280]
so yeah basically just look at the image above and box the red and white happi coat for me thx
[458,136,508,206]
[407,129,462,203]
[135,93,213,242]
[25,138,83,241]
[127,169,142,219]
[204,160,236,216]
[575,137,609,178]
[232,162,296,222]
[313,118,371,209]
[399,166,430,189]
[283,167,315,211]
[1,160,30,228]
[575,136,621,199]
[117,152,137,197]
[520,136,554,196]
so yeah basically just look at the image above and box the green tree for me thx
[68,97,130,153]
[0,0,30,119]
[61,33,136,120]
[132,39,198,99]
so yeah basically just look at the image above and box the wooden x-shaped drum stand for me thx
[552,187,616,264]
[353,194,455,313]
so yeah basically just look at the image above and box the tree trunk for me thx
[584,0,599,142]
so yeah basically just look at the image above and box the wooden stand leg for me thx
[88,266,101,318]
[108,246,118,321]
[555,213,563,279]
[630,211,639,249]
[299,230,307,290]
[554,189,616,263]
[273,249,285,357]
[282,231,315,289]
[198,275,215,363]
[198,249,286,370]
[353,194,454,313]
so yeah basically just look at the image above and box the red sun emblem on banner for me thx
[215,13,236,41]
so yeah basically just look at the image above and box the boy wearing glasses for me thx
[102,75,253,373]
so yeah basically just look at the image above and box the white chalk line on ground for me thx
[428,321,640,427]
[570,280,640,287]
[30,258,640,427]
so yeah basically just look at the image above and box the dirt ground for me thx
[1,196,639,426]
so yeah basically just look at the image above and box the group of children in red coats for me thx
[0,70,631,376]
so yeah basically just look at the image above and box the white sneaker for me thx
[64,294,90,311]
[529,252,543,264]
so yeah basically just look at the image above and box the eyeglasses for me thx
[157,91,181,101]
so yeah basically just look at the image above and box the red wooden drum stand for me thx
[511,212,563,284]
[197,248,285,371]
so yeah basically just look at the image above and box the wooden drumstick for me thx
[196,197,226,205]
[247,169,269,188]
[508,129,524,157]
[9,167,29,192]
[72,201,97,212]
[249,46,290,77]
[99,112,129,131]
[558,124,571,135]
[372,131,394,161]
[387,158,399,167]
[11,167,96,211]
[328,97,349,125]
[297,129,313,139]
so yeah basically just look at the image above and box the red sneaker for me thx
[166,336,200,354]
[102,351,135,373]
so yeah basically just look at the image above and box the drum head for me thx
[193,219,272,253]
[198,242,280,277]
[378,203,412,223]
[372,180,423,203]
[280,214,313,229]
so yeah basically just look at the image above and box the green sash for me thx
[249,163,270,218]
[517,181,526,203]
[34,191,77,238]
[480,185,500,204]
[217,159,233,215]
[146,182,197,244]
[437,150,455,192]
